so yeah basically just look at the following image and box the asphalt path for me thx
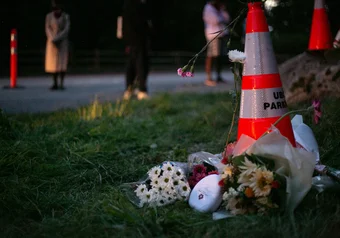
[0,70,234,114]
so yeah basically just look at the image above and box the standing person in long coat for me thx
[122,0,153,100]
[45,1,70,90]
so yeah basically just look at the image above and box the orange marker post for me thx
[237,2,296,146]
[10,29,18,88]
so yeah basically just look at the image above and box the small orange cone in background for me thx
[308,0,333,50]
[237,2,296,147]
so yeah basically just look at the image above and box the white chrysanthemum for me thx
[157,195,173,206]
[138,189,153,206]
[237,157,258,187]
[176,181,191,199]
[148,166,161,179]
[162,185,175,195]
[173,167,185,180]
[150,177,161,188]
[222,187,238,201]
[228,50,246,63]
[147,188,161,206]
[134,184,148,197]
[221,164,234,180]
[161,162,174,175]
[226,196,247,215]
[249,168,274,197]
[239,157,257,173]
[159,174,173,187]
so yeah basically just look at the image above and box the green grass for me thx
[1,93,340,238]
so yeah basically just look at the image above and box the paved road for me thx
[0,70,234,114]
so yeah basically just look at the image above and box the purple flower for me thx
[312,99,321,124]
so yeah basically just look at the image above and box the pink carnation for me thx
[312,99,321,124]
[225,141,237,158]
[185,72,194,77]
[177,68,183,76]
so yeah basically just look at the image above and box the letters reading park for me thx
[263,91,287,110]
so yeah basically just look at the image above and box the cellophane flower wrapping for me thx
[120,161,190,208]
[236,128,317,214]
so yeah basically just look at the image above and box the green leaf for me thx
[231,155,246,167]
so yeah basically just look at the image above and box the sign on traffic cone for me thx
[308,0,333,50]
[237,2,296,146]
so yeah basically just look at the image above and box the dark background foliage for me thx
[0,0,339,71]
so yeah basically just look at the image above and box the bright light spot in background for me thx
[264,0,280,10]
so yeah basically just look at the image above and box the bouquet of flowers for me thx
[123,161,191,207]
[216,128,317,217]
[218,152,286,215]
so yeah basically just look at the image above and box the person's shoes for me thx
[50,85,58,90]
[59,85,65,90]
[204,79,217,87]
[137,91,149,100]
[123,90,133,100]
[134,88,140,96]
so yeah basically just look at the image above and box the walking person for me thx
[45,0,70,90]
[203,0,231,86]
[122,0,153,100]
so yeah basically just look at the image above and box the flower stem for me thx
[226,63,242,145]
[185,8,247,67]
[259,107,313,138]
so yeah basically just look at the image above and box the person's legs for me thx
[204,56,217,86]
[124,46,137,99]
[59,72,66,90]
[50,73,58,90]
[204,38,217,86]
[216,37,227,82]
[136,44,149,100]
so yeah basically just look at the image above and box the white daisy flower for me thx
[148,166,161,179]
[150,177,161,188]
[163,184,175,192]
[228,50,246,63]
[139,190,152,206]
[161,162,174,175]
[177,181,191,199]
[173,167,184,180]
[159,175,173,188]
[147,188,160,206]
[157,195,172,206]
[134,184,148,197]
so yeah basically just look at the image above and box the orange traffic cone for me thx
[237,2,296,147]
[308,0,333,50]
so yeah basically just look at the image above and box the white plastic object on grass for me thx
[188,174,223,213]
[291,114,320,163]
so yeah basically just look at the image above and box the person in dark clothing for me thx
[122,0,153,100]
